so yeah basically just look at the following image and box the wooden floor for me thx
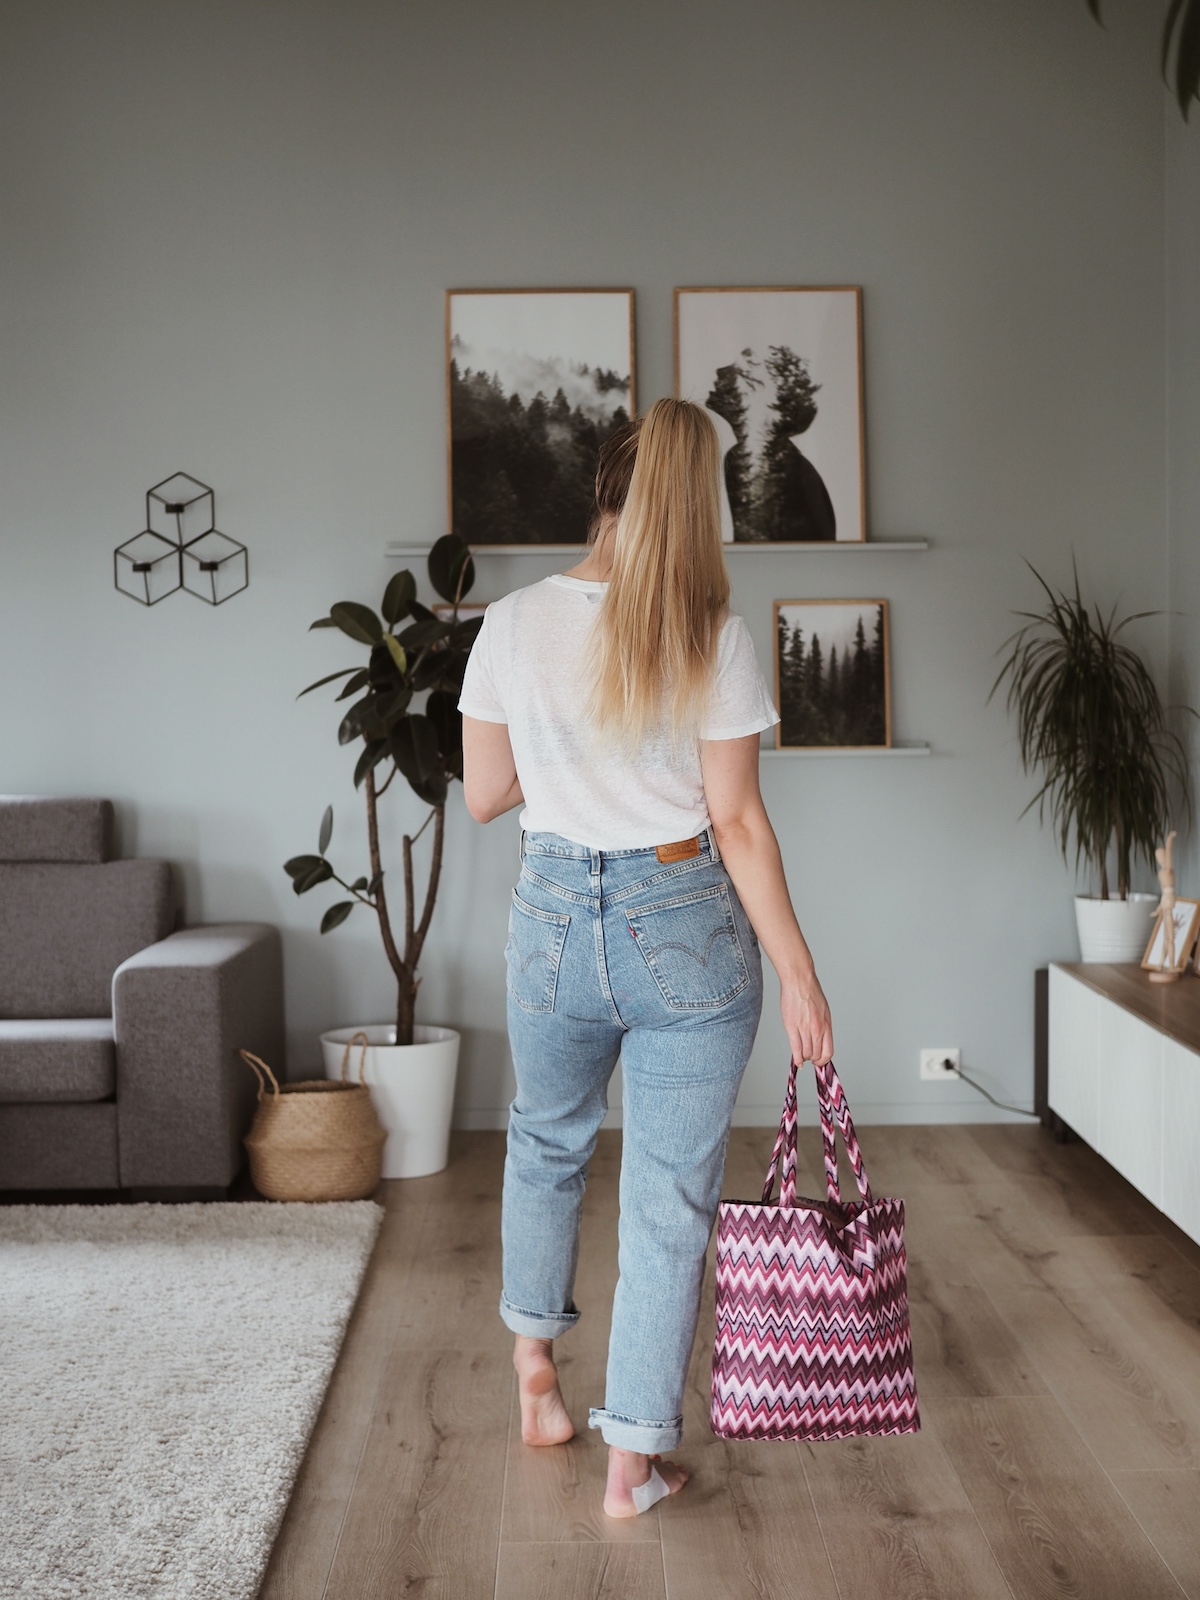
[260,1123,1200,1600]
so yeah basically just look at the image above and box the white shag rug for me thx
[0,1200,383,1600]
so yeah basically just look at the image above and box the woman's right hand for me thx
[781,972,833,1068]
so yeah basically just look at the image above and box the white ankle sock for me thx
[630,1464,670,1514]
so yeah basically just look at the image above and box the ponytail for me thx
[588,398,730,744]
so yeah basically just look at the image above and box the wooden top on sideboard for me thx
[1054,962,1200,1056]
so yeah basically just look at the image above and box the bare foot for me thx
[513,1335,575,1446]
[603,1446,689,1518]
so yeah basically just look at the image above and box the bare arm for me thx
[462,716,524,823]
[701,733,833,1067]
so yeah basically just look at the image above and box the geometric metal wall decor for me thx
[114,473,249,606]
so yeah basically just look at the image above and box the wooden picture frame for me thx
[446,288,636,549]
[431,602,488,624]
[774,599,891,749]
[675,286,867,545]
[1142,898,1200,973]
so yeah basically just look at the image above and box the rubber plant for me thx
[284,534,483,1045]
[990,563,1192,901]
[1086,0,1200,119]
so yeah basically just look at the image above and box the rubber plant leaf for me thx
[428,533,475,605]
[298,667,359,698]
[294,860,334,895]
[384,634,408,675]
[382,570,417,626]
[329,601,384,646]
[320,901,355,933]
[352,740,389,789]
[283,854,324,879]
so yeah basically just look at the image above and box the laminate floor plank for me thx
[1046,1230,1200,1330]
[801,1429,1013,1600]
[322,1341,513,1600]
[658,1347,839,1600]
[857,1122,1011,1190]
[905,1255,1048,1400]
[260,1124,1200,1599]
[259,1202,429,1600]
[495,1540,667,1600]
[950,1202,1200,1471]
[1109,1470,1200,1598]
[385,1137,507,1348]
[930,1396,1186,1600]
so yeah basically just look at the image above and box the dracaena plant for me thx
[990,563,1193,901]
[1086,0,1199,120]
[284,533,483,1045]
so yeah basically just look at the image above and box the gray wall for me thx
[1168,114,1200,892]
[0,0,1175,1126]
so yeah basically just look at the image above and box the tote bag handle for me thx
[761,1059,874,1209]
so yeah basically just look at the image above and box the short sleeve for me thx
[457,608,508,724]
[701,614,780,740]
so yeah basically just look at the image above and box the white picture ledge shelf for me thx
[761,743,931,759]
[385,538,930,558]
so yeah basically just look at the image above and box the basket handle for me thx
[338,1030,372,1085]
[239,1049,281,1102]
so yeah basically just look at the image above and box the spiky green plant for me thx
[990,565,1192,900]
[1086,0,1200,120]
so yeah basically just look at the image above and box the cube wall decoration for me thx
[114,473,249,607]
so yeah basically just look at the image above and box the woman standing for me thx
[459,398,833,1517]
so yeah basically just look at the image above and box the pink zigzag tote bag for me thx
[711,1058,920,1442]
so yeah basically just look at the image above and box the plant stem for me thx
[411,806,446,972]
[365,766,409,1000]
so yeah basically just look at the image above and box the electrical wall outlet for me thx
[920,1048,961,1080]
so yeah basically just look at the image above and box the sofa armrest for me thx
[113,924,284,1188]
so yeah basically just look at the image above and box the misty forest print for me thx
[448,290,634,545]
[776,601,889,748]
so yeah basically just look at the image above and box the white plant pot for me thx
[320,1024,460,1179]
[1073,893,1158,964]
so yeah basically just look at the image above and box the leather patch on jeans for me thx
[655,836,701,864]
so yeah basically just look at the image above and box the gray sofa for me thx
[0,796,284,1196]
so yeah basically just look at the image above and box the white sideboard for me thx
[1049,962,1200,1246]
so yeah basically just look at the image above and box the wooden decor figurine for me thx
[1149,831,1180,985]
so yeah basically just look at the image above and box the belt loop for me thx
[706,824,721,864]
[519,828,526,862]
[589,847,601,877]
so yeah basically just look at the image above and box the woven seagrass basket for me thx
[240,1032,386,1201]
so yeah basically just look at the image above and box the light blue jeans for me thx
[500,828,763,1453]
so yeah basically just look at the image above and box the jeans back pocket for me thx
[506,891,571,1013]
[626,882,749,1011]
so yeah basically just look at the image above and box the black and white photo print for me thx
[775,599,890,748]
[676,287,866,543]
[447,289,635,546]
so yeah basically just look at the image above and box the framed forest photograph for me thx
[675,287,866,544]
[447,289,635,547]
[775,599,890,749]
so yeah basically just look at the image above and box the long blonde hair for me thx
[589,398,730,744]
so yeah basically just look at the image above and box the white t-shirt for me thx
[457,573,779,848]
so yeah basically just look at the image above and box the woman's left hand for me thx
[780,972,833,1068]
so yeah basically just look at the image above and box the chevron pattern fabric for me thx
[711,1059,919,1442]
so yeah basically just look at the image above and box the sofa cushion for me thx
[0,860,175,1018]
[0,1019,115,1102]
[0,797,114,863]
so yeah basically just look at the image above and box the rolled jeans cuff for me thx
[587,1407,684,1452]
[499,1293,580,1340]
